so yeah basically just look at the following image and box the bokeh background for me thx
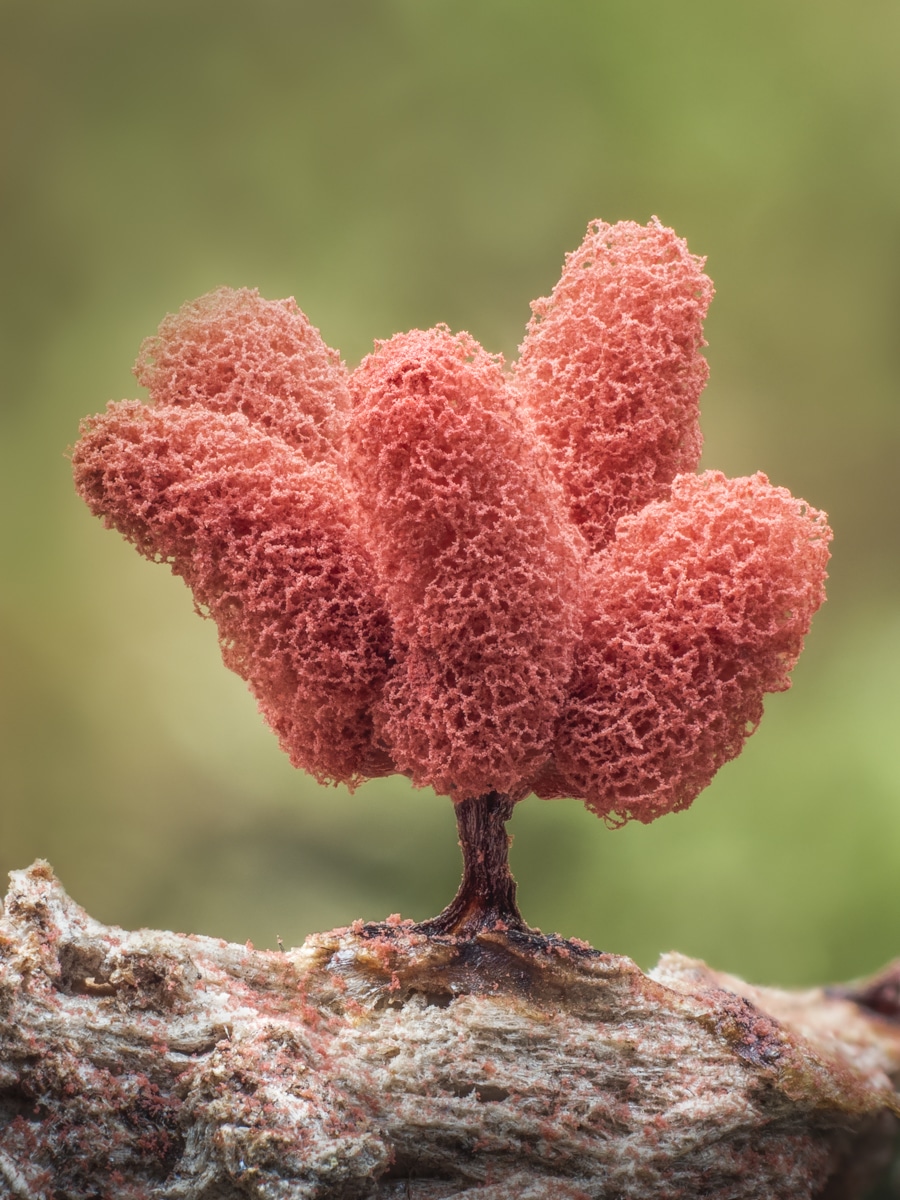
[2,0,899,992]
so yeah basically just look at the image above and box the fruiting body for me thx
[74,402,393,785]
[72,219,831,847]
[515,217,713,553]
[346,326,583,802]
[539,471,830,824]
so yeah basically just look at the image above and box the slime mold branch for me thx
[72,218,831,934]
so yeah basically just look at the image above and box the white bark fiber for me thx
[1,862,898,1199]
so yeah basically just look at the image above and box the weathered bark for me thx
[1,861,898,1199]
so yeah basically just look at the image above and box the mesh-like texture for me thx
[346,326,585,802]
[134,287,350,462]
[515,218,713,553]
[537,472,832,823]
[72,221,831,822]
[72,403,393,786]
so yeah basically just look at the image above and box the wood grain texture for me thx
[1,862,898,1198]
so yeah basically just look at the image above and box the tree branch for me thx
[1,861,898,1198]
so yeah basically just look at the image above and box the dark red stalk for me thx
[417,792,529,937]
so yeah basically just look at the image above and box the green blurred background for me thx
[2,0,899,989]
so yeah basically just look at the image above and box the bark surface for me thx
[1,861,898,1199]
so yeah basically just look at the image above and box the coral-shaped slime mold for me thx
[73,219,831,846]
